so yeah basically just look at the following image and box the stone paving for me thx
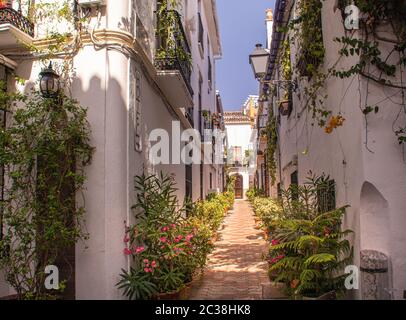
[188,200,270,300]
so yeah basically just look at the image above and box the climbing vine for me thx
[265,106,278,186]
[278,0,405,143]
[0,86,94,299]
[293,0,325,78]
[334,0,406,145]
[155,0,192,66]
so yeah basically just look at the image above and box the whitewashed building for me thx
[258,0,406,299]
[0,0,223,299]
[224,110,256,199]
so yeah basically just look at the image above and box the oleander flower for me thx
[134,246,145,254]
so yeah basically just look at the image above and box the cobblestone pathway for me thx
[188,200,270,300]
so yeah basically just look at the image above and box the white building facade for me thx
[260,0,406,299]
[0,0,223,299]
[224,111,256,200]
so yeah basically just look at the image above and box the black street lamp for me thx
[249,44,270,80]
[39,62,60,98]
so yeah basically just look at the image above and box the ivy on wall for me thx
[277,0,405,143]
[0,87,94,299]
[334,0,406,145]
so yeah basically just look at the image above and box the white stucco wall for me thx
[272,0,406,299]
[0,0,223,299]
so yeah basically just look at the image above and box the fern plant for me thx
[268,173,353,299]
[269,207,353,298]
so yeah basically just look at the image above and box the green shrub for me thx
[267,173,354,299]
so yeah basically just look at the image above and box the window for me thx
[232,147,242,166]
[209,173,212,189]
[290,170,298,201]
[277,183,282,199]
[207,57,212,90]
[317,180,336,213]
[198,72,203,132]
[185,164,192,200]
[197,0,204,57]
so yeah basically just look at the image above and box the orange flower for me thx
[325,115,345,134]
[291,279,300,289]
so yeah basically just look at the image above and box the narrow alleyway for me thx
[188,200,270,300]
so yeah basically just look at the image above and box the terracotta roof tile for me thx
[224,111,251,124]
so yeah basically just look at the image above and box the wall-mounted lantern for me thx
[39,62,60,98]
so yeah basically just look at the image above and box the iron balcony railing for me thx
[257,114,268,130]
[0,6,34,38]
[155,9,193,96]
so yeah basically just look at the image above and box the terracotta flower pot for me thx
[153,284,192,300]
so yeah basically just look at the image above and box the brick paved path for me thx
[188,200,270,300]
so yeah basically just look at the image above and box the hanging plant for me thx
[265,106,278,186]
[0,87,94,299]
[294,0,325,78]
[333,0,406,145]
[156,0,192,68]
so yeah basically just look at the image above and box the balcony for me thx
[155,9,193,111]
[0,6,34,50]
[257,114,268,130]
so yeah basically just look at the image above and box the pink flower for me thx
[135,246,145,254]
[271,239,279,246]
[160,237,167,243]
[162,226,169,232]
[186,234,194,242]
[123,234,130,243]
[144,268,150,273]
[123,248,132,255]
[151,261,157,268]
[171,224,176,229]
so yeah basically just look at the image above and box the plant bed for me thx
[301,291,337,300]
[262,282,288,300]
[152,285,190,300]
[0,294,18,300]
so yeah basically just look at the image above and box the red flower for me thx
[271,239,279,246]
[123,248,132,255]
[134,246,145,254]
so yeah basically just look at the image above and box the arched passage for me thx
[360,182,390,254]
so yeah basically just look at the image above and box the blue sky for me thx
[216,0,276,111]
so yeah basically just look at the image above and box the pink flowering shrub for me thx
[117,172,221,299]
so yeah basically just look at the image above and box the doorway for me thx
[234,174,243,199]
